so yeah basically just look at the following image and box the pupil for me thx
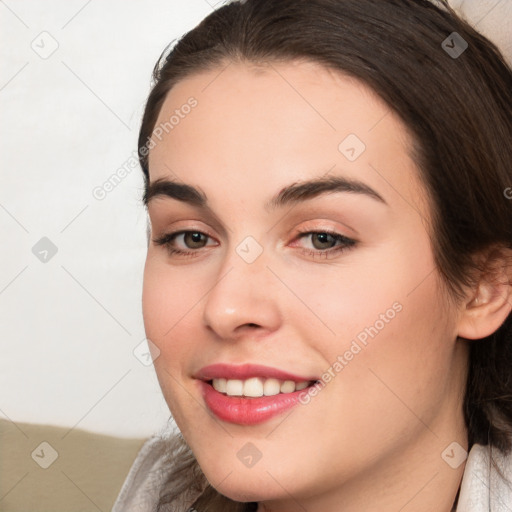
[313,233,333,249]
[186,232,205,248]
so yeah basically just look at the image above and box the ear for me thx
[457,247,512,340]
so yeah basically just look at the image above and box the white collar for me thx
[456,443,512,511]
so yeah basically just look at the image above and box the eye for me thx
[292,229,357,259]
[153,230,217,258]
[153,228,357,260]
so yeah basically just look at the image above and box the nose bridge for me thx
[201,235,281,339]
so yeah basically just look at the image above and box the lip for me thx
[195,363,319,425]
[195,363,317,383]
[199,380,314,425]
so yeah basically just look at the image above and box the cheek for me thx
[330,268,454,429]
[286,232,452,397]
[142,253,198,332]
[281,238,435,359]
[142,258,201,373]
[142,260,206,432]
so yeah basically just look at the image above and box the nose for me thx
[202,247,282,341]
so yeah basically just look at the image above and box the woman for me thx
[113,0,512,510]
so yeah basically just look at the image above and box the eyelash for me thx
[152,229,357,260]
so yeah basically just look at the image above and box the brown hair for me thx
[137,0,512,510]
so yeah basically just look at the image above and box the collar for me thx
[456,443,512,511]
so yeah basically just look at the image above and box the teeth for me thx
[280,380,295,393]
[212,378,227,393]
[211,377,312,397]
[225,379,244,396]
[263,378,281,396]
[244,377,264,397]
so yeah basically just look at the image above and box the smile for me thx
[195,363,320,425]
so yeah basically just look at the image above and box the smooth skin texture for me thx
[142,59,511,512]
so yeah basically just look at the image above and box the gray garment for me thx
[112,435,512,511]
[112,434,200,512]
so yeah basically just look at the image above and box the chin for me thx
[210,481,273,504]
[200,462,285,503]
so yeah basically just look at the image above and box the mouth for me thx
[195,363,321,425]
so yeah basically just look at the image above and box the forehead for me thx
[147,59,427,220]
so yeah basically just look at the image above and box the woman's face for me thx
[143,60,469,509]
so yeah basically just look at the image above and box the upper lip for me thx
[195,363,318,383]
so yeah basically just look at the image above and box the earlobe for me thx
[457,252,512,340]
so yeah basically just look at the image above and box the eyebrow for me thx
[143,174,388,211]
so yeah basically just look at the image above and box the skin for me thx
[142,59,511,512]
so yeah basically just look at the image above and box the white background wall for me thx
[1,0,510,440]
[0,0,218,439]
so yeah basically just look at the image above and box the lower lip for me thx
[199,380,308,425]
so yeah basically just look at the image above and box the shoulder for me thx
[456,443,512,511]
[112,430,207,512]
[112,434,172,512]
